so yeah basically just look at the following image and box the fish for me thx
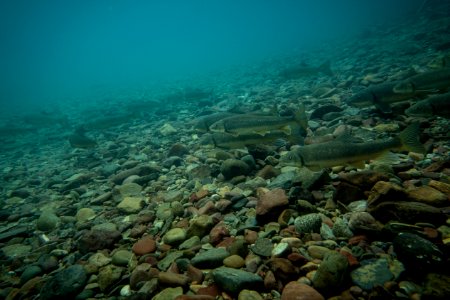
[200,129,304,149]
[393,68,450,94]
[405,92,450,118]
[209,104,308,137]
[347,81,418,113]
[279,123,425,171]
[192,112,238,132]
[280,61,333,79]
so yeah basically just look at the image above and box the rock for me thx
[333,181,365,205]
[256,188,289,216]
[307,245,332,260]
[294,213,322,234]
[75,207,96,223]
[238,289,264,300]
[163,156,183,168]
[88,252,112,268]
[348,212,381,232]
[158,272,190,286]
[220,159,251,179]
[36,211,59,231]
[212,267,263,294]
[168,143,189,157]
[179,236,201,250]
[351,257,404,290]
[187,215,214,238]
[256,165,281,179]
[312,252,349,294]
[250,238,273,257]
[310,104,342,120]
[98,265,123,291]
[406,185,448,206]
[191,248,230,268]
[117,182,143,196]
[77,228,121,254]
[39,265,87,300]
[117,196,144,213]
[423,273,450,299]
[159,123,178,136]
[393,232,444,271]
[332,217,353,239]
[153,287,183,300]
[269,258,298,281]
[223,254,245,268]
[338,170,390,190]
[157,251,184,271]
[163,228,187,246]
[132,236,157,255]
[1,244,32,258]
[281,281,324,300]
[110,164,159,185]
[369,201,446,224]
[272,242,290,257]
[112,249,134,266]
[367,181,407,207]
[20,266,43,285]
[209,221,230,245]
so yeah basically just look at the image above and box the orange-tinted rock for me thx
[132,236,156,255]
[186,264,204,283]
[406,186,448,207]
[256,188,289,216]
[281,282,324,300]
[209,221,230,245]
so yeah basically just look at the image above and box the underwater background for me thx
[0,1,449,300]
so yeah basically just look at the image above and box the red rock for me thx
[209,221,230,245]
[281,282,324,300]
[256,188,289,216]
[197,284,220,297]
[186,264,204,283]
[132,236,156,255]
[198,200,216,215]
[256,165,281,179]
[158,271,190,286]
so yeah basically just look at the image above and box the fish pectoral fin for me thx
[374,151,400,165]
[253,130,268,136]
[281,125,292,135]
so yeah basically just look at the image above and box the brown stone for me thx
[338,170,389,190]
[209,221,230,245]
[369,201,446,224]
[406,186,448,206]
[367,181,407,207]
[186,264,204,283]
[132,236,156,255]
[158,272,190,286]
[256,188,289,216]
[428,180,450,199]
[244,229,258,244]
[281,282,324,300]
[256,165,281,179]
[269,258,298,281]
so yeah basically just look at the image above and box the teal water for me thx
[0,0,422,115]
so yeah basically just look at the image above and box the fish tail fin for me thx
[319,60,333,76]
[398,123,426,154]
[294,103,308,131]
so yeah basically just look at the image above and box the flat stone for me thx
[223,254,245,268]
[39,265,87,300]
[117,196,144,213]
[281,281,324,300]
[132,236,157,255]
[256,188,289,216]
[191,248,230,269]
[163,228,187,245]
[250,238,273,257]
[351,257,404,290]
[212,267,263,294]
[76,208,96,223]
[406,185,448,206]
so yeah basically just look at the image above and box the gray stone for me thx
[294,213,322,233]
[112,250,134,266]
[37,211,60,231]
[312,252,349,293]
[351,257,404,290]
[191,248,230,268]
[39,265,87,300]
[250,238,273,257]
[212,267,263,294]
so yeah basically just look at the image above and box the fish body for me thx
[393,68,450,94]
[280,61,333,79]
[280,123,424,170]
[200,129,304,149]
[209,105,307,137]
[406,92,450,118]
[347,81,417,113]
[193,112,237,132]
